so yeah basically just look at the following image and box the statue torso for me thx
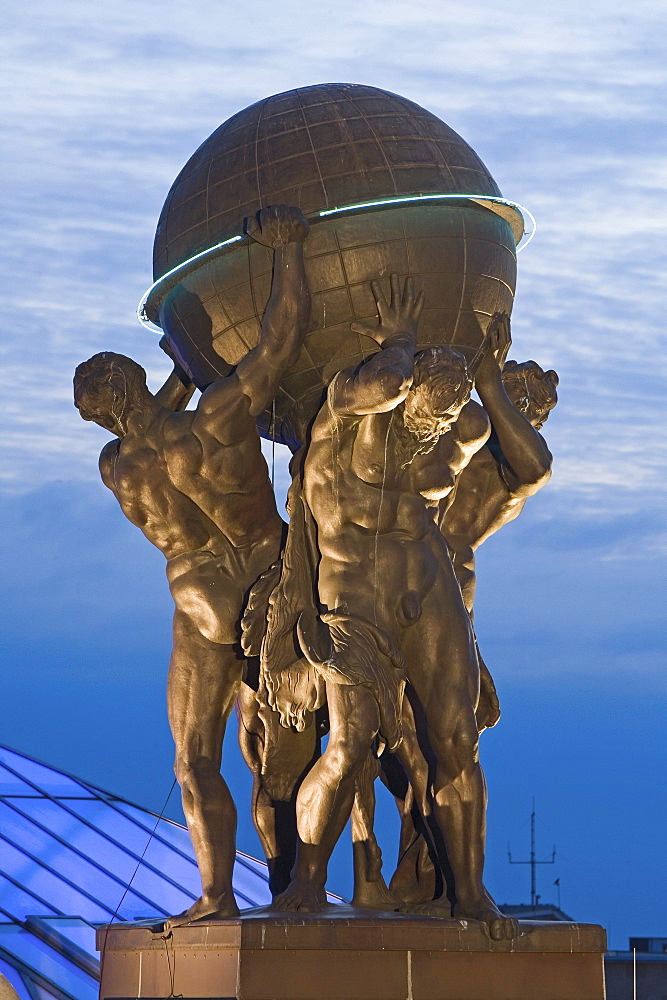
[440,440,527,550]
[303,396,489,619]
[100,384,283,571]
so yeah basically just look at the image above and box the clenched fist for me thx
[246,204,310,248]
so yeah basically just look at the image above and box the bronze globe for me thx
[146,83,522,445]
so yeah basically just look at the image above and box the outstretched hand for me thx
[246,205,310,248]
[351,274,425,347]
[476,312,512,384]
[488,312,512,364]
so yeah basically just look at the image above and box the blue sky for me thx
[1,0,665,948]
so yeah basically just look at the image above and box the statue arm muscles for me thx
[235,206,311,416]
[330,343,415,416]
[441,526,477,613]
[453,400,492,464]
[153,337,197,412]
[154,370,196,412]
[331,274,424,416]
[478,378,552,496]
[475,315,552,497]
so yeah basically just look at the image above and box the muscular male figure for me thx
[273,276,516,937]
[440,312,558,613]
[388,315,558,907]
[74,205,310,928]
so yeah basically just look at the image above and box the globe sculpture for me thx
[142,83,525,445]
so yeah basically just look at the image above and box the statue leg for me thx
[273,682,380,912]
[350,751,401,911]
[164,610,243,929]
[401,579,518,940]
[236,681,319,897]
[384,695,441,904]
[389,809,438,904]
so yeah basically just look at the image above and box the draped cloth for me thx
[242,453,406,765]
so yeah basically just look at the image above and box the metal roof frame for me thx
[0,742,274,1000]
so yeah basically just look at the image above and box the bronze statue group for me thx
[74,206,558,940]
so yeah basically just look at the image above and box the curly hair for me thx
[411,345,472,413]
[502,359,558,415]
[73,352,147,422]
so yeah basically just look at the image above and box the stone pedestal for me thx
[97,906,606,1000]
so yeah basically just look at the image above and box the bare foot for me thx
[454,892,519,940]
[272,878,327,913]
[163,893,240,932]
[352,874,402,911]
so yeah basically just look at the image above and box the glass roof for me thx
[0,743,274,1000]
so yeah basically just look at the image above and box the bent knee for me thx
[322,741,369,782]
[174,754,220,787]
[431,721,480,773]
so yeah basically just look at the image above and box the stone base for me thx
[97,905,607,1000]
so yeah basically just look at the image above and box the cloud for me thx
[1,478,662,689]
[2,0,665,517]
[0,481,173,655]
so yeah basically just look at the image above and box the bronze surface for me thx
[98,913,606,1000]
[388,313,559,901]
[75,206,311,928]
[79,85,571,964]
[250,279,515,939]
[150,84,516,445]
[153,83,503,278]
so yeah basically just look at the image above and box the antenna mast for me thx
[508,800,556,906]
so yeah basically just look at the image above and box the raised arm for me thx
[235,205,311,416]
[330,274,425,416]
[153,336,197,411]
[475,313,552,497]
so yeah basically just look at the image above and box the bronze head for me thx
[501,360,559,430]
[74,352,149,437]
[403,346,472,442]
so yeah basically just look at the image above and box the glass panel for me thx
[235,851,270,878]
[8,800,195,914]
[119,870,194,917]
[112,804,274,906]
[0,765,42,797]
[231,862,272,908]
[32,984,66,1000]
[0,804,163,919]
[0,873,59,922]
[112,803,193,853]
[0,954,33,1000]
[140,842,200,900]
[28,919,98,963]
[0,840,111,924]
[0,751,92,799]
[58,800,201,902]
[0,926,98,1000]
[63,800,169,856]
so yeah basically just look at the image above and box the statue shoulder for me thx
[310,368,358,439]
[193,374,255,445]
[99,438,120,490]
[456,399,491,447]
[162,407,195,441]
